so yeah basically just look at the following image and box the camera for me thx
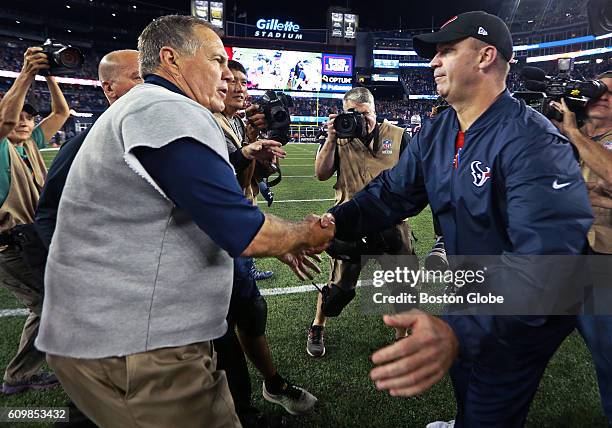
[40,39,84,76]
[258,90,293,145]
[514,59,608,122]
[334,109,367,139]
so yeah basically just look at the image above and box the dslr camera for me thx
[514,59,608,122]
[257,90,293,145]
[40,39,84,76]
[333,108,368,139]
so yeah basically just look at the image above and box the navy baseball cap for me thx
[413,11,514,62]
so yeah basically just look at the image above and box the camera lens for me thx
[272,110,288,122]
[57,47,83,68]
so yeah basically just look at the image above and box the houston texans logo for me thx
[470,161,492,187]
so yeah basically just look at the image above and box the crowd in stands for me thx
[288,98,436,125]
[1,36,609,137]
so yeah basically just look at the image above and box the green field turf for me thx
[0,143,607,427]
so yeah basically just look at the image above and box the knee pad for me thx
[235,295,268,337]
[321,283,356,317]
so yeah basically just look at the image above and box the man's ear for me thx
[478,45,498,71]
[159,46,181,76]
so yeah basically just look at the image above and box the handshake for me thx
[275,213,336,281]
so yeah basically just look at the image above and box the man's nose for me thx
[430,54,441,68]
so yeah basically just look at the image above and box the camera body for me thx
[514,60,607,122]
[334,109,368,139]
[40,39,84,76]
[258,90,293,145]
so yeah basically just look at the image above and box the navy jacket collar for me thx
[144,74,187,98]
[448,89,514,134]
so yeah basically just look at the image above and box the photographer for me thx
[214,60,317,425]
[307,87,417,358]
[551,70,612,424]
[0,46,69,394]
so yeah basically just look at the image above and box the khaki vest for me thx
[0,139,47,233]
[214,113,257,202]
[334,120,404,205]
[581,129,612,254]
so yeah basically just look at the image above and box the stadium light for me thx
[526,46,612,63]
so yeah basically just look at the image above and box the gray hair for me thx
[137,15,215,77]
[343,87,375,109]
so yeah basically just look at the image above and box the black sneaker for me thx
[262,380,317,415]
[306,324,325,357]
[425,236,449,272]
[2,372,59,395]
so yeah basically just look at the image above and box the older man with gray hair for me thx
[35,15,333,428]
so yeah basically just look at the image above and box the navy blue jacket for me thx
[331,90,593,256]
[330,90,594,359]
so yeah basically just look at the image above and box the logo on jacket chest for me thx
[381,139,393,155]
[470,160,492,187]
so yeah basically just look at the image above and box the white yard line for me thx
[0,309,28,317]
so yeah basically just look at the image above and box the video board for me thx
[230,47,353,93]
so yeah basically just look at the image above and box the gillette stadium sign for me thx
[255,18,303,40]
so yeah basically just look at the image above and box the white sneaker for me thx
[426,420,455,428]
[262,380,317,415]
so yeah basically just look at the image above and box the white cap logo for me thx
[478,26,488,36]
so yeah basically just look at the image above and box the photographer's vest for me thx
[0,138,47,233]
[215,113,257,202]
[581,129,612,254]
[334,120,404,205]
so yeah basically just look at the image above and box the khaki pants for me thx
[47,342,241,428]
[0,246,45,383]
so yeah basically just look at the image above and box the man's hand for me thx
[326,113,338,143]
[278,252,323,280]
[246,104,268,129]
[587,181,612,209]
[277,213,334,280]
[550,98,579,136]
[241,139,286,162]
[304,213,335,252]
[370,311,459,397]
[21,47,50,78]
